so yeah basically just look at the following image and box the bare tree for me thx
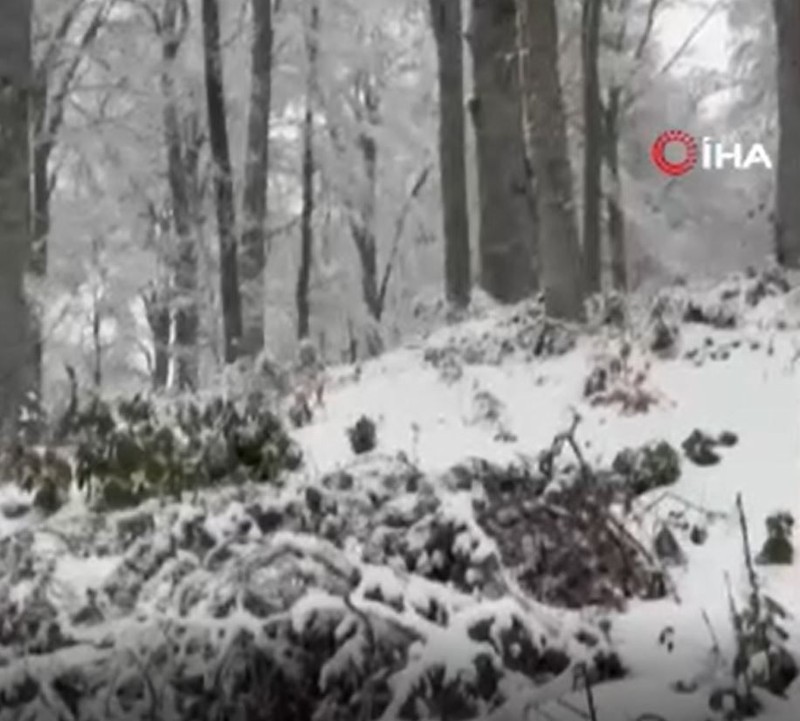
[31,0,115,278]
[517,0,584,319]
[772,0,800,267]
[429,0,471,309]
[240,0,274,356]
[468,0,538,303]
[602,0,663,292]
[326,66,426,326]
[201,0,243,362]
[0,0,34,440]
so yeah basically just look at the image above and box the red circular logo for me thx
[651,130,698,176]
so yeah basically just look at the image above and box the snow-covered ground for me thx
[291,288,800,718]
[1,276,800,720]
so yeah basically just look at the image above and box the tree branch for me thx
[377,162,432,312]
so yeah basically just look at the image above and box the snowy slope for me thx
[1,277,799,720]
[289,288,800,718]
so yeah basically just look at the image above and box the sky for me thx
[657,1,732,74]
[654,1,737,119]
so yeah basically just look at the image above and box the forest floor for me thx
[1,272,800,721]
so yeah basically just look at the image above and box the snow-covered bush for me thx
[611,441,681,497]
[0,519,625,721]
[348,415,378,454]
[2,393,301,512]
[584,343,665,414]
[756,512,794,565]
[423,306,576,370]
[712,496,799,715]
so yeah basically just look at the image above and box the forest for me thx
[0,1,799,720]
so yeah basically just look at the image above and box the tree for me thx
[0,0,34,439]
[240,0,274,356]
[202,0,243,363]
[517,0,584,320]
[308,0,439,339]
[141,201,172,389]
[601,0,666,292]
[772,0,800,267]
[160,0,200,391]
[581,0,602,294]
[468,0,537,303]
[297,0,319,339]
[429,0,471,309]
[32,0,115,279]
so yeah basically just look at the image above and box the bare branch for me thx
[623,0,725,114]
[42,0,117,143]
[633,0,666,60]
[376,162,433,312]
[36,0,87,84]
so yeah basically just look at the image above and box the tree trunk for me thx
[151,311,170,386]
[91,237,103,389]
[29,82,48,405]
[144,286,171,389]
[468,0,538,303]
[175,111,204,391]
[161,0,198,391]
[604,86,627,291]
[429,0,471,309]
[296,0,318,339]
[202,0,243,363]
[240,0,273,356]
[0,0,33,441]
[581,0,602,295]
[772,0,800,268]
[517,0,585,320]
[142,199,172,389]
[31,77,49,278]
[350,128,383,322]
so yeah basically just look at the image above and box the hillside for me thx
[0,272,799,721]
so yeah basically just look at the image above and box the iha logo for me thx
[651,130,772,176]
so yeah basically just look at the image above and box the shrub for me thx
[612,441,681,497]
[4,393,302,513]
[347,416,377,455]
[756,512,794,565]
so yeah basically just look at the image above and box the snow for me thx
[1,277,800,718]
[287,291,800,716]
[0,483,36,539]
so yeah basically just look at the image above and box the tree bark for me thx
[175,111,204,391]
[340,69,384,323]
[350,127,382,322]
[31,76,50,278]
[296,0,318,339]
[581,0,602,294]
[240,0,273,356]
[143,283,171,389]
[202,0,243,363]
[468,0,538,303]
[429,0,471,309]
[604,86,627,291]
[772,0,800,268]
[517,0,585,320]
[161,0,199,391]
[0,0,33,441]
